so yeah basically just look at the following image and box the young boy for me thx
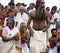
[20,23,30,53]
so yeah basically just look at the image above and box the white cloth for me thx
[0,40,14,53]
[21,13,29,25]
[16,12,23,29]
[6,26,19,38]
[58,11,60,22]
[48,14,56,38]
[29,8,36,13]
[49,46,57,53]
[53,13,59,22]
[30,29,47,53]
[16,12,29,29]
[22,43,30,53]
[0,27,20,53]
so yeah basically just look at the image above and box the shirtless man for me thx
[27,0,50,53]
[49,28,58,53]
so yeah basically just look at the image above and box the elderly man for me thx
[27,0,51,53]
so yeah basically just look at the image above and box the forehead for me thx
[40,0,44,2]
[52,30,57,32]
[8,19,13,23]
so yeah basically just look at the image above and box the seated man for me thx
[48,28,58,53]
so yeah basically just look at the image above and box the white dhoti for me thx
[49,46,57,53]
[30,29,47,53]
[0,40,14,53]
[22,43,30,53]
[0,40,18,53]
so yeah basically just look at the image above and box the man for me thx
[16,5,29,29]
[48,6,59,38]
[29,3,36,13]
[8,2,18,16]
[49,28,58,53]
[46,7,50,13]
[27,0,50,53]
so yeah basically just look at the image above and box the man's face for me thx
[39,0,45,8]
[51,9,56,14]
[8,11,15,18]
[52,30,57,37]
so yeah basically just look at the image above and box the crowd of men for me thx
[0,0,60,53]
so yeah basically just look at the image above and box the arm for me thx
[46,11,51,30]
[42,12,51,32]
[57,36,60,48]
[49,37,54,48]
[13,32,20,41]
[23,31,30,43]
[2,36,13,42]
[2,27,13,42]
[49,37,57,48]
[27,12,34,36]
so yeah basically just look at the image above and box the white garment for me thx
[22,43,30,53]
[30,29,47,53]
[48,14,56,38]
[58,11,60,22]
[53,12,59,22]
[0,27,20,53]
[49,46,57,53]
[21,13,29,25]
[16,12,29,29]
[16,12,23,29]
[8,27,19,38]
[29,8,36,13]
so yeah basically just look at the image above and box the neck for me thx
[52,35,57,37]
[9,26,14,30]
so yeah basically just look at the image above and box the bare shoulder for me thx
[49,37,53,41]
[45,11,51,17]
[45,11,51,21]
[29,10,36,17]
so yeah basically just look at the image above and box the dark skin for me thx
[20,23,29,44]
[2,19,19,42]
[27,0,50,36]
[49,29,58,48]
[57,35,60,53]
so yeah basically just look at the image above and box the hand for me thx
[13,35,19,41]
[30,30,34,36]
[57,43,60,48]
[42,28,47,32]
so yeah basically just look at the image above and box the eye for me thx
[41,2,45,4]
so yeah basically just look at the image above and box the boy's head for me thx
[7,9,15,18]
[20,23,27,32]
[51,28,57,37]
